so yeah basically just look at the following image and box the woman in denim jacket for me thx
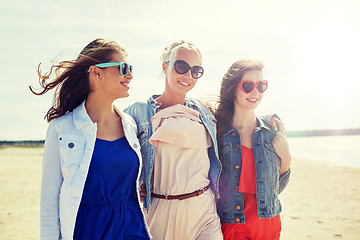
[125,40,223,239]
[215,59,291,240]
[31,39,150,240]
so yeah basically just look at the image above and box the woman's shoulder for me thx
[123,101,154,124]
[258,114,281,138]
[258,114,281,127]
[187,97,204,106]
[45,112,74,137]
[124,101,150,113]
[50,111,74,125]
[187,98,213,115]
[119,111,137,129]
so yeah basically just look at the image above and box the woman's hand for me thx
[270,117,292,175]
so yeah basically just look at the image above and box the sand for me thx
[279,155,360,239]
[0,147,359,239]
[0,147,42,240]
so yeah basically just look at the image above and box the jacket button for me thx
[236,205,241,210]
[68,143,74,148]
[235,165,240,169]
[232,132,236,136]
[235,218,240,222]
[133,143,138,148]
[59,137,62,141]
[234,147,238,151]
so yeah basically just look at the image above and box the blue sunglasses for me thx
[87,62,133,76]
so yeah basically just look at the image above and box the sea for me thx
[287,135,360,168]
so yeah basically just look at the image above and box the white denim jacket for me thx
[40,100,150,240]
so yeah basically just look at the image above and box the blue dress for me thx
[73,137,149,240]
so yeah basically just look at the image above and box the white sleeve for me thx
[40,119,63,240]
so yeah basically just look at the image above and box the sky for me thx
[1,0,360,140]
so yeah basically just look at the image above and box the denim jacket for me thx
[40,100,150,240]
[217,116,291,223]
[124,95,222,211]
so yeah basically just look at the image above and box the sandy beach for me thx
[0,146,359,240]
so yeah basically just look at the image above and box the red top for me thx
[238,145,256,194]
[221,145,281,240]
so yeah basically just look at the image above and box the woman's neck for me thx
[232,107,257,132]
[85,93,119,123]
[156,91,186,109]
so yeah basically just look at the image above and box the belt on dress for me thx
[151,184,210,200]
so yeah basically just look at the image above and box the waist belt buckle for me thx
[165,194,169,200]
[198,186,205,195]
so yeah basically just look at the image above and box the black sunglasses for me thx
[170,60,204,79]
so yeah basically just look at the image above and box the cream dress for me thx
[145,104,222,240]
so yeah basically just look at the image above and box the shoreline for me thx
[287,136,360,169]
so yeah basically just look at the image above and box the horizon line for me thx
[1,128,360,144]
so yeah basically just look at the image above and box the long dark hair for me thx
[30,38,126,122]
[215,59,264,157]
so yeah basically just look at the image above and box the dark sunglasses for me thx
[170,60,204,79]
[237,80,268,94]
[87,62,133,76]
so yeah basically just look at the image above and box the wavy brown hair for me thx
[215,59,264,157]
[30,38,127,122]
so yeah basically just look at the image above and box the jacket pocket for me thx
[58,134,86,178]
[264,143,276,154]
[264,143,280,166]
[220,145,231,165]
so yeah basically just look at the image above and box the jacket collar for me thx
[113,100,134,126]
[147,95,197,110]
[257,116,272,131]
[147,95,162,109]
[72,100,94,129]
[72,99,136,130]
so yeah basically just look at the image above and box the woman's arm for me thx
[40,120,63,240]
[270,117,292,193]
[270,117,292,175]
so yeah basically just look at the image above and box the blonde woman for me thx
[125,40,223,240]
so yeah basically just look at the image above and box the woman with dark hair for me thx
[125,40,223,240]
[215,59,291,240]
[30,39,150,240]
